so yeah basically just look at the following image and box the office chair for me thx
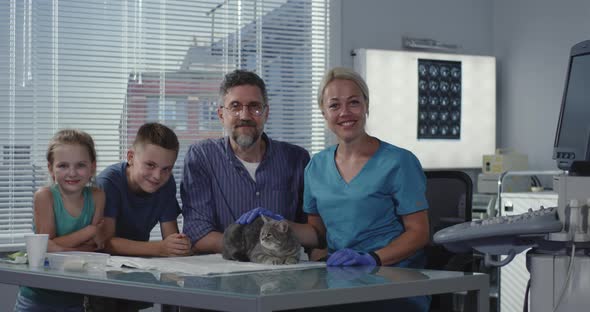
[423,170,475,312]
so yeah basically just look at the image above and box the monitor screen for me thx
[553,41,590,173]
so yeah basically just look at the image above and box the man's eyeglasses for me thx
[223,103,266,117]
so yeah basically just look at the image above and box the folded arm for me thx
[191,231,223,254]
[34,188,98,252]
[289,213,327,249]
[103,219,191,257]
[373,210,430,266]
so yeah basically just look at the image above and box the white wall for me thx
[331,0,494,170]
[334,0,590,173]
[335,0,494,68]
[331,0,493,184]
[492,0,590,170]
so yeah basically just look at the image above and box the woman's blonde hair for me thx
[317,67,370,112]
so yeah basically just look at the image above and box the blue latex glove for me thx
[236,207,285,224]
[326,248,377,266]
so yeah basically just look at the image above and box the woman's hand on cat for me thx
[236,207,285,224]
[159,233,192,257]
[326,248,377,266]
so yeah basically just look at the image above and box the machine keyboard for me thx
[434,206,562,245]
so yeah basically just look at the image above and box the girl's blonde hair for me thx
[47,129,97,165]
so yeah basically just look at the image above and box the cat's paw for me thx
[284,258,299,265]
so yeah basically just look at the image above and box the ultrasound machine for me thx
[434,39,590,312]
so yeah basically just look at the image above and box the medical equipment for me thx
[498,191,558,312]
[472,193,496,219]
[434,39,590,312]
[477,173,530,194]
[482,150,528,174]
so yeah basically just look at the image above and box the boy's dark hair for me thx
[133,123,179,155]
[219,69,268,105]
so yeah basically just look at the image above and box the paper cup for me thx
[24,234,49,268]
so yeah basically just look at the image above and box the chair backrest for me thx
[423,170,475,312]
[424,170,474,271]
[424,170,472,240]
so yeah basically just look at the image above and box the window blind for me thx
[0,0,329,249]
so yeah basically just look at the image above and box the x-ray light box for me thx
[353,49,496,169]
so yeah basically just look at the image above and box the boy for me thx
[98,122,190,257]
[92,122,190,311]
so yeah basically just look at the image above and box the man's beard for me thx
[229,121,261,148]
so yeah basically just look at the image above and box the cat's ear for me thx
[260,215,270,223]
[278,220,288,232]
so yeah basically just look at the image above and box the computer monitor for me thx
[553,40,590,175]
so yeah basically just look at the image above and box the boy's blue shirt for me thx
[97,161,180,241]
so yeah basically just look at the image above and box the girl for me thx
[15,129,106,312]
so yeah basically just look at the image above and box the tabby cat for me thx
[222,215,301,265]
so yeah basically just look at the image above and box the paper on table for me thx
[107,254,325,276]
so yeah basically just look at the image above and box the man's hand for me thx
[326,248,377,266]
[236,207,284,224]
[158,233,192,257]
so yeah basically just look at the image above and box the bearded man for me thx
[181,69,310,254]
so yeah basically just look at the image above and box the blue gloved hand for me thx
[326,248,377,266]
[236,207,285,224]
